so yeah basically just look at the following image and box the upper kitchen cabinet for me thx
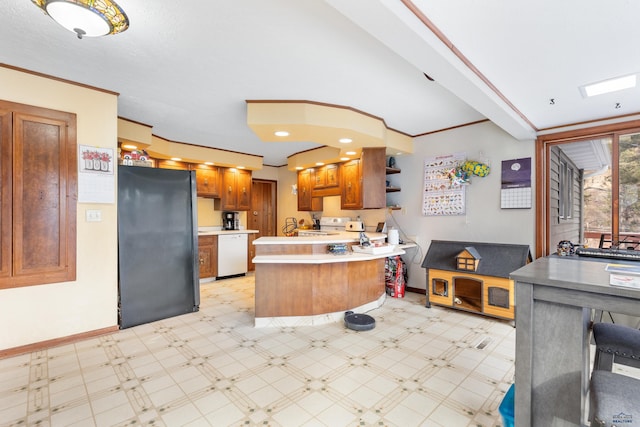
[314,163,339,189]
[297,168,323,211]
[0,101,77,289]
[217,167,252,211]
[340,147,386,210]
[157,159,190,170]
[194,164,220,198]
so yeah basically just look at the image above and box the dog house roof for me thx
[421,240,531,278]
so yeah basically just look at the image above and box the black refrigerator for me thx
[117,166,200,329]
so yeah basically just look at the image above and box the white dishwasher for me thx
[217,233,248,277]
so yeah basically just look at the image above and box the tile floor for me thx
[0,273,516,427]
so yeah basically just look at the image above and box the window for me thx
[537,120,640,256]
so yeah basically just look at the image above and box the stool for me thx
[590,370,640,426]
[592,322,640,371]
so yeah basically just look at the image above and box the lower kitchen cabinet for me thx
[198,235,217,279]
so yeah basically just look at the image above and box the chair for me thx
[592,322,640,371]
[590,322,640,426]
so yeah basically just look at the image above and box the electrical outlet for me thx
[86,209,102,222]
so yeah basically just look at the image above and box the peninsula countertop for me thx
[252,231,386,245]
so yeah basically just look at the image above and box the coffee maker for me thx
[222,211,239,230]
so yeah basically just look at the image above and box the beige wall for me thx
[0,67,119,350]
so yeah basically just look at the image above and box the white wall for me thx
[388,121,536,289]
[0,67,119,350]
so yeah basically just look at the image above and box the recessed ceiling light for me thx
[237,165,245,169]
[296,166,303,170]
[339,138,352,143]
[345,151,357,156]
[340,157,350,161]
[171,157,182,161]
[121,144,137,150]
[581,74,637,97]
[274,131,289,137]
[315,162,325,166]
[204,161,214,165]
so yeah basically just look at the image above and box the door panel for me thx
[249,179,276,271]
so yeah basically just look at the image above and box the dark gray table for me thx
[511,256,640,427]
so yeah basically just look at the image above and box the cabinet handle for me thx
[347,182,351,189]
[228,186,232,193]
[242,187,246,194]
[199,257,204,265]
[204,179,208,185]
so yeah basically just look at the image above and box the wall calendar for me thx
[422,152,466,216]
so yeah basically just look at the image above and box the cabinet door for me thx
[198,245,213,278]
[341,159,362,209]
[2,105,77,289]
[198,236,217,278]
[195,166,220,198]
[0,110,12,280]
[314,164,339,189]
[297,169,312,210]
[220,168,238,210]
[236,169,252,211]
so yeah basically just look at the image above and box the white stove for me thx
[320,216,352,231]
[296,217,352,236]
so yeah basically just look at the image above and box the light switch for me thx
[86,209,102,222]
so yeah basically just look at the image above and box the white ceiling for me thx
[1,1,639,166]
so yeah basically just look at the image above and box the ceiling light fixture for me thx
[315,162,325,166]
[345,151,357,156]
[339,138,352,143]
[581,74,637,97]
[170,157,182,161]
[204,162,214,165]
[274,131,289,137]
[31,0,129,39]
[340,157,350,161]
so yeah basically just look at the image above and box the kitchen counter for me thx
[252,233,405,327]
[253,231,386,245]
[198,228,259,236]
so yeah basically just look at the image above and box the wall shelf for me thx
[386,167,401,175]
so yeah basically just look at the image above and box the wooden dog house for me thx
[422,240,531,320]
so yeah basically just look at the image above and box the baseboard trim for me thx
[0,326,119,359]
[406,286,426,295]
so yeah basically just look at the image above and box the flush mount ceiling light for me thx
[31,0,129,39]
[580,74,637,98]
[274,131,290,137]
[339,138,352,143]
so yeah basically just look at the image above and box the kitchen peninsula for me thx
[252,232,404,327]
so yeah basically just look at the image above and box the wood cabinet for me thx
[198,235,217,279]
[194,164,220,198]
[297,168,323,211]
[156,159,191,170]
[313,163,339,189]
[340,147,386,210]
[0,101,77,289]
[217,167,252,211]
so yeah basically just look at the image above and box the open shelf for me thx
[386,186,401,193]
[386,167,401,174]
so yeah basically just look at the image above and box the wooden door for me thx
[248,179,277,271]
